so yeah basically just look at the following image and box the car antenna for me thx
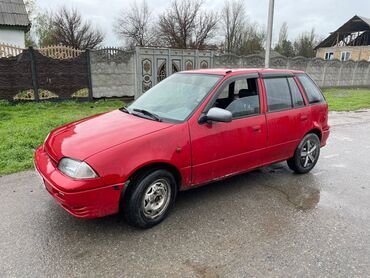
[225,69,232,74]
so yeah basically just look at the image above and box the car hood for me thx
[44,110,173,161]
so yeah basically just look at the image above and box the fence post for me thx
[85,49,93,100]
[29,46,39,101]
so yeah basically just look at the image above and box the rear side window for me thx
[297,74,325,104]
[264,78,292,112]
[287,77,305,107]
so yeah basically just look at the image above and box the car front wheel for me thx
[122,169,177,229]
[287,133,321,174]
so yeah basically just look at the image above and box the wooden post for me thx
[29,47,39,101]
[85,49,93,101]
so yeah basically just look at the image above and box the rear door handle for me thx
[252,125,261,132]
[300,115,308,121]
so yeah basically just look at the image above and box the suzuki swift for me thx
[34,68,330,228]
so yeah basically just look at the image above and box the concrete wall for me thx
[90,49,136,98]
[89,48,370,99]
[213,54,370,88]
[316,46,370,62]
[0,29,25,48]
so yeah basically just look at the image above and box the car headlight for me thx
[58,158,98,179]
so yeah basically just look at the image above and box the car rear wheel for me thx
[122,169,177,229]
[287,133,320,174]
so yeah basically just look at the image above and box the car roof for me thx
[183,68,305,76]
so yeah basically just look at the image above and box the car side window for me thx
[287,77,305,107]
[264,78,292,112]
[297,74,325,104]
[213,78,260,118]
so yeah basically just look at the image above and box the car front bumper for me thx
[34,146,123,219]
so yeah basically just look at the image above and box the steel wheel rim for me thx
[142,179,171,219]
[300,139,318,168]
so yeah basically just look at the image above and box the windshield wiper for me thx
[133,109,162,122]
[119,107,131,114]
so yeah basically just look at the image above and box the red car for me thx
[34,68,330,228]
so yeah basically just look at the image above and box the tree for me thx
[277,22,288,46]
[114,0,155,48]
[24,0,36,46]
[158,0,218,49]
[239,23,266,55]
[51,7,104,49]
[294,28,317,58]
[274,22,295,57]
[33,10,55,47]
[221,0,246,53]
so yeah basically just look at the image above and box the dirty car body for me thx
[34,68,330,228]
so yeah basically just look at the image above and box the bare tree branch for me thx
[51,7,104,49]
[114,0,155,48]
[221,0,246,53]
[158,0,218,49]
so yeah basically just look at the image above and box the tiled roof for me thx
[0,0,30,30]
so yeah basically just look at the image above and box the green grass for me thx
[0,100,123,176]
[322,88,370,111]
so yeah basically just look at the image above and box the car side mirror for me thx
[200,107,232,124]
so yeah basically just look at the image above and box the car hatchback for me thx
[34,68,330,228]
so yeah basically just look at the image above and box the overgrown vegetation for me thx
[0,100,123,175]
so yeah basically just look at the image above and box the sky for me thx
[35,0,370,47]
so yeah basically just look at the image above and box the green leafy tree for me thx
[33,10,55,47]
[274,22,295,57]
[293,28,317,58]
[239,23,266,55]
[24,0,36,46]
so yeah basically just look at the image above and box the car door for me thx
[262,74,311,163]
[189,74,268,186]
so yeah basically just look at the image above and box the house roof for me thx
[315,15,370,49]
[0,0,30,31]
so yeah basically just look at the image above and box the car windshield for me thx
[128,73,222,122]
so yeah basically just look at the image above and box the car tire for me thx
[122,169,178,229]
[287,133,321,174]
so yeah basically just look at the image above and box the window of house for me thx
[340,51,351,61]
[213,78,260,118]
[287,77,305,107]
[325,52,334,60]
[296,74,325,104]
[264,78,292,112]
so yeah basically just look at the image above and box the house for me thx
[315,15,370,62]
[0,0,30,48]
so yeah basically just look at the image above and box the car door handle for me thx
[300,115,308,121]
[252,126,261,132]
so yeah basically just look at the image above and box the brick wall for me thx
[316,46,370,62]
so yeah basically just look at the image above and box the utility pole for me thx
[265,0,275,68]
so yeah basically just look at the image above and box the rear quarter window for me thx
[287,77,305,107]
[297,74,325,104]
